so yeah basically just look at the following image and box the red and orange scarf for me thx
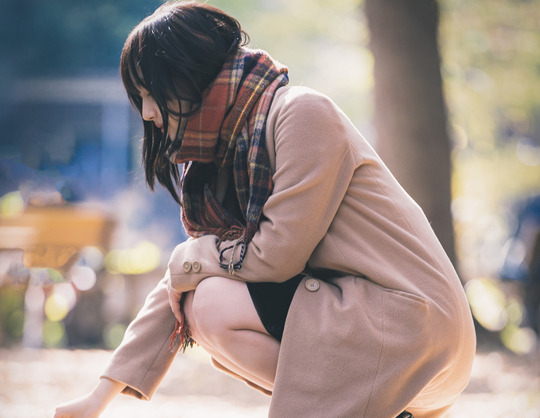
[167,47,289,272]
[166,48,289,351]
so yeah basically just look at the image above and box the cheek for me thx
[168,116,179,127]
[167,117,180,137]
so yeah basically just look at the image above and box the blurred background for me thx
[0,0,539,417]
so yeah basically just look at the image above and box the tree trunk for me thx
[365,0,457,267]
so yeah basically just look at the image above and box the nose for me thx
[141,95,159,122]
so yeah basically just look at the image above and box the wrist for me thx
[91,377,125,410]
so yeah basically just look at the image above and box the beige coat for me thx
[101,86,476,418]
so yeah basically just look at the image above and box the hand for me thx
[53,378,124,418]
[53,392,102,418]
[167,276,184,323]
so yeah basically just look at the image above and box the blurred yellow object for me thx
[0,192,25,218]
[105,241,161,275]
[44,293,69,322]
[24,245,79,270]
[0,205,114,269]
[500,325,537,355]
[465,277,508,331]
[466,277,538,355]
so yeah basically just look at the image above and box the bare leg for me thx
[184,291,273,392]
[183,277,280,390]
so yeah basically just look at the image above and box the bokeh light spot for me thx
[465,278,507,331]
[105,241,161,275]
[105,250,120,274]
[54,283,77,310]
[45,293,69,322]
[103,323,127,349]
[505,299,524,326]
[500,325,537,355]
[70,266,97,291]
[81,246,105,270]
[0,191,25,218]
[42,319,67,348]
[516,138,540,167]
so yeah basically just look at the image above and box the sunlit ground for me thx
[1,343,538,418]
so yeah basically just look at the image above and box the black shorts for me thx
[247,274,303,342]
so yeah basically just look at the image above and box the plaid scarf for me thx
[167,48,289,273]
[166,48,288,353]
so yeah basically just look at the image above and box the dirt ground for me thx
[1,342,539,418]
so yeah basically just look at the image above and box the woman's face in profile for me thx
[139,86,190,140]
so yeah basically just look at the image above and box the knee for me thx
[191,276,233,339]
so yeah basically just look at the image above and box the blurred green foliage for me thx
[42,318,68,347]
[0,286,25,343]
[206,0,371,125]
[440,0,540,279]
[441,0,540,197]
[238,1,374,130]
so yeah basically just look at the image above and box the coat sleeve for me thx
[99,272,179,400]
[169,89,362,293]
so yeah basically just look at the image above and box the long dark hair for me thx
[120,1,249,203]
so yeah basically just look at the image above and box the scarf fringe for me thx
[168,293,198,353]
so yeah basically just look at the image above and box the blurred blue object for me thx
[0,158,58,198]
[501,195,540,333]
[501,195,540,281]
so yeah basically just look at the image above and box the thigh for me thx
[186,277,269,336]
[182,288,275,392]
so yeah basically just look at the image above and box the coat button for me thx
[192,261,201,272]
[182,261,192,273]
[305,278,320,292]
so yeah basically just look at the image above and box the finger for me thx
[169,292,184,323]
[167,281,183,301]
[167,280,184,322]
[172,300,182,323]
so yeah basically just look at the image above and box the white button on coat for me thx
[305,278,320,292]
[192,261,201,272]
[182,261,192,273]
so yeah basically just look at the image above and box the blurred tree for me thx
[365,0,457,266]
